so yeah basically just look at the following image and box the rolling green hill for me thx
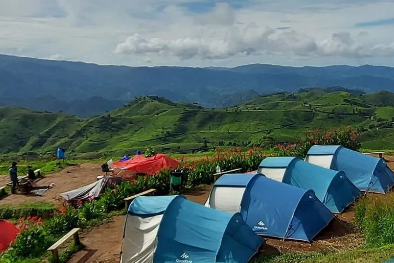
[2,90,394,157]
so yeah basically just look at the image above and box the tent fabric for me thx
[207,174,334,242]
[241,175,334,242]
[259,157,361,213]
[154,196,263,263]
[0,220,19,253]
[127,195,178,217]
[121,195,263,263]
[60,177,111,201]
[121,196,178,263]
[122,154,179,175]
[113,155,146,169]
[205,174,255,213]
[306,145,394,193]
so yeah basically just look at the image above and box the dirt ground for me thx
[0,163,102,206]
[68,216,124,263]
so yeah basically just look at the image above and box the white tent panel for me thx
[121,214,163,263]
[305,155,334,169]
[259,168,286,182]
[208,187,245,213]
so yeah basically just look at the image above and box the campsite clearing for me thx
[0,163,102,205]
[2,154,394,262]
[65,185,364,263]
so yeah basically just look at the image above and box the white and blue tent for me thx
[258,157,361,213]
[306,145,394,193]
[121,195,263,263]
[206,174,334,242]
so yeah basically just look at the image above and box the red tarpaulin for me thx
[112,155,146,169]
[122,154,180,175]
[0,220,19,253]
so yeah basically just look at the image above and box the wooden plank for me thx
[51,249,59,263]
[124,189,156,209]
[213,168,242,177]
[213,168,242,181]
[124,189,156,201]
[371,151,385,158]
[47,228,80,251]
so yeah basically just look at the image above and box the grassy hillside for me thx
[2,90,394,157]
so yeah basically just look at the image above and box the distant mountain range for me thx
[1,54,394,117]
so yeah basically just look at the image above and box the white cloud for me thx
[115,26,394,60]
[319,32,394,58]
[0,0,394,67]
[195,2,236,25]
[115,25,318,59]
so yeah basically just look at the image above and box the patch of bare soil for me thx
[0,163,102,206]
[67,216,124,263]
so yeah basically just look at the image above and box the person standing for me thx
[9,162,18,194]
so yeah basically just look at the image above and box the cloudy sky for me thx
[0,0,394,67]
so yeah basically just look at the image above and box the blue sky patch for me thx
[180,1,250,13]
[355,17,394,27]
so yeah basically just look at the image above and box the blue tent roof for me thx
[240,175,333,242]
[259,157,296,168]
[260,157,361,213]
[154,196,263,263]
[214,174,256,187]
[307,145,394,193]
[127,195,178,217]
[307,145,342,155]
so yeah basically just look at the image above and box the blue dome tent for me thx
[121,195,263,263]
[306,145,394,193]
[259,157,361,213]
[206,174,334,242]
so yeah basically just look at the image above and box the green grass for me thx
[0,202,56,219]
[253,245,394,263]
[2,91,394,157]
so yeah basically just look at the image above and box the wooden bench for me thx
[124,189,156,209]
[47,228,81,262]
[213,168,242,182]
[6,175,27,186]
[372,151,385,158]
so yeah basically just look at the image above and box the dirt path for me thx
[0,163,102,205]
[68,216,124,263]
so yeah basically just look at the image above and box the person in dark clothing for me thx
[27,166,37,187]
[9,162,18,194]
[27,166,36,180]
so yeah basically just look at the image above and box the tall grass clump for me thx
[354,193,394,247]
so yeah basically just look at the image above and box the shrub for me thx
[354,193,394,247]
[272,127,361,158]
[0,202,56,219]
[183,147,265,186]
[0,187,7,199]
